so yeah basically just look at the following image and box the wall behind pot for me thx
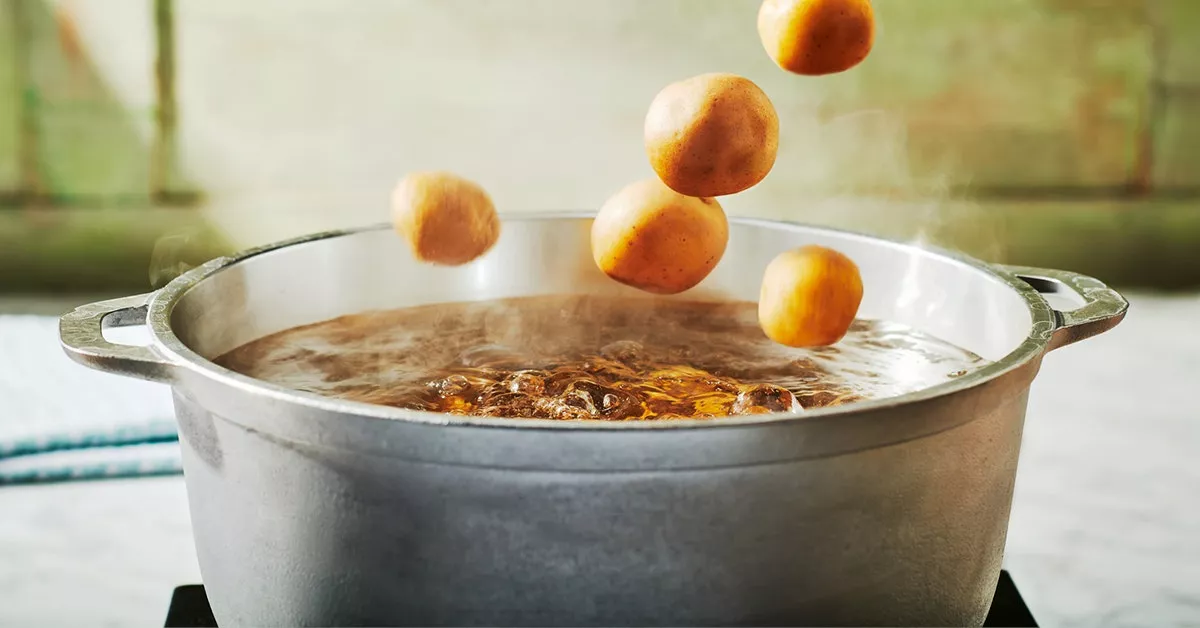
[7,0,1200,289]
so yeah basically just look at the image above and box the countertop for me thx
[1,293,1197,627]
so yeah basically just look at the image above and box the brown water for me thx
[217,295,988,421]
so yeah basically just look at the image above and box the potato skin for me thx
[591,178,729,295]
[644,73,779,198]
[757,0,875,76]
[391,171,500,266]
[758,245,863,347]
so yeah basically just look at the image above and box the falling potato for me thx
[758,0,876,76]
[391,171,501,266]
[644,73,780,198]
[758,245,864,347]
[591,177,729,295]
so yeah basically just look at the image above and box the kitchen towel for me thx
[0,441,182,486]
[0,315,181,485]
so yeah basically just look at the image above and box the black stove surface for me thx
[164,570,1037,627]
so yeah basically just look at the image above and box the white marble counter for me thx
[0,293,1197,627]
[0,477,199,627]
[1003,294,1200,627]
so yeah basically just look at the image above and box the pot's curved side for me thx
[176,384,1031,627]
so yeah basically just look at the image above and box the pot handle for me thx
[1002,265,1129,352]
[59,292,177,384]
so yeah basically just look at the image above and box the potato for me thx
[758,245,863,347]
[758,0,875,76]
[644,73,779,198]
[591,178,729,295]
[391,171,500,266]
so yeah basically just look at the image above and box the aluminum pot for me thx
[60,214,1126,627]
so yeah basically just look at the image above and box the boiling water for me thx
[217,295,989,420]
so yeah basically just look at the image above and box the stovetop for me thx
[163,569,1037,627]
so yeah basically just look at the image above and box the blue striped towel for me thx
[0,315,182,486]
[0,440,182,485]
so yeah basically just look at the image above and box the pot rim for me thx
[145,212,1056,432]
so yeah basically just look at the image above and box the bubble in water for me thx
[533,396,595,421]
[562,380,604,413]
[476,392,537,418]
[438,374,470,397]
[732,384,802,415]
[600,340,644,363]
[561,379,636,418]
[506,371,545,395]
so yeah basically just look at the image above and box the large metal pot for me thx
[60,215,1126,627]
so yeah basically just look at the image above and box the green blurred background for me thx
[1,0,1198,295]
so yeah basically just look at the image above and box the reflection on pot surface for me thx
[216,295,989,421]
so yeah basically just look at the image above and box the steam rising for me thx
[758,106,1007,265]
[149,229,202,289]
[215,296,989,419]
